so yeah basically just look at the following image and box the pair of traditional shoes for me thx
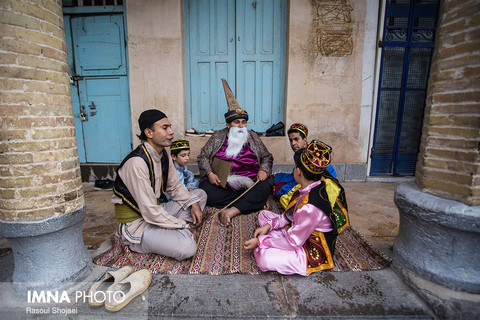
[186,128,215,137]
[186,128,204,136]
[88,266,152,312]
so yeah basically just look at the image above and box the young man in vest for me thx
[112,110,207,261]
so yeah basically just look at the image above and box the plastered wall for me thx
[285,0,374,164]
[126,0,186,143]
[126,0,376,169]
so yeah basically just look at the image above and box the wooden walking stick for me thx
[212,180,260,216]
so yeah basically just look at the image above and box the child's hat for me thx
[300,140,332,174]
[171,139,190,151]
[222,78,249,123]
[289,123,308,138]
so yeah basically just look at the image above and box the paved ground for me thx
[0,179,438,319]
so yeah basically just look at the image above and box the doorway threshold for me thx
[367,176,416,183]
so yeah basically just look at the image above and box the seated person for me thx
[112,109,207,261]
[171,139,200,191]
[274,123,337,208]
[198,79,273,227]
[244,140,349,276]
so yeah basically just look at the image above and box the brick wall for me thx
[0,0,84,220]
[415,0,480,206]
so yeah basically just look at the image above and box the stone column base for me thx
[393,263,480,319]
[393,183,480,318]
[0,208,92,300]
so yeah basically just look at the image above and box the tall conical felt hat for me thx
[222,78,249,123]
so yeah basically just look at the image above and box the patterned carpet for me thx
[93,198,391,274]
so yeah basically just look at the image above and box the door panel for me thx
[77,77,131,163]
[371,47,404,175]
[71,15,127,76]
[65,13,131,163]
[236,0,285,129]
[187,0,236,131]
[185,0,286,132]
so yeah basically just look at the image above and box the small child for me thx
[244,140,349,276]
[170,139,200,190]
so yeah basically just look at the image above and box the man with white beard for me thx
[198,79,273,226]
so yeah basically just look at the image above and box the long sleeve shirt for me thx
[112,142,200,243]
[174,161,199,190]
[257,180,333,250]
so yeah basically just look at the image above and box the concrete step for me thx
[0,246,435,319]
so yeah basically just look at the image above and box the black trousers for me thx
[199,179,272,215]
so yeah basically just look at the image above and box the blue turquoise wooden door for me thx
[185,0,286,132]
[65,14,131,163]
[185,0,236,132]
[235,0,286,131]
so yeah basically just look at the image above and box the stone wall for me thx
[415,0,480,206]
[0,0,84,221]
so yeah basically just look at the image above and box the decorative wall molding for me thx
[312,0,354,56]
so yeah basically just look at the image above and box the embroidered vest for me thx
[113,144,169,222]
[284,177,349,274]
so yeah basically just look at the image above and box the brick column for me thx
[415,0,480,206]
[393,1,480,318]
[0,0,91,298]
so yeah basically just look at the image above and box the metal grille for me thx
[63,0,124,6]
[414,17,437,27]
[417,0,439,4]
[375,91,401,156]
[370,0,439,176]
[406,47,432,88]
[389,0,410,4]
[381,47,405,88]
[387,17,409,27]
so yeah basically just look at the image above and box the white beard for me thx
[225,126,249,158]
[227,174,254,191]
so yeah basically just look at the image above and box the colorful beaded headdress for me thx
[222,78,249,123]
[300,140,332,174]
[170,139,190,151]
[289,123,308,138]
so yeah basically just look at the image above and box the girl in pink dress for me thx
[244,140,349,276]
